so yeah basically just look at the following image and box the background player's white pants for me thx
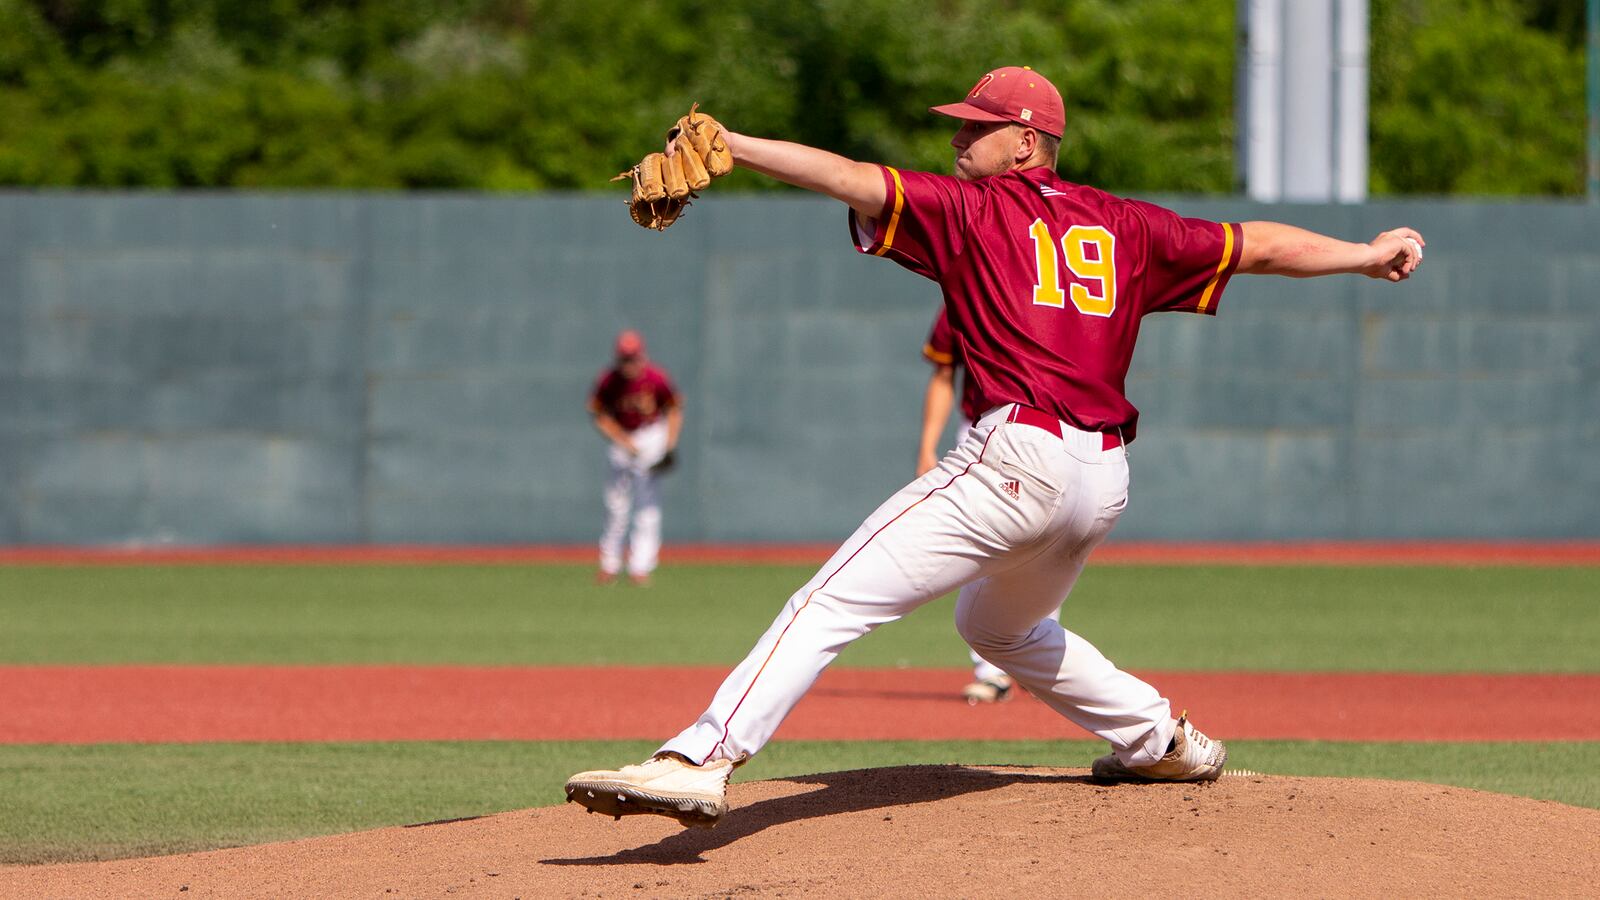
[661,405,1175,768]
[599,420,670,577]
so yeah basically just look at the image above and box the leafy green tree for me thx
[0,0,1585,195]
[1370,0,1585,194]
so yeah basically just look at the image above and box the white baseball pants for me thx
[661,404,1176,768]
[599,419,671,577]
[945,416,1065,684]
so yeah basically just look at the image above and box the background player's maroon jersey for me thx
[589,364,678,432]
[854,165,1242,441]
[923,307,988,424]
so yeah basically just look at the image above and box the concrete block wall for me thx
[0,192,1594,544]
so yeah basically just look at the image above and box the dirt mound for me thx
[4,766,1596,898]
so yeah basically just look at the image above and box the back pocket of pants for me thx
[998,459,1062,499]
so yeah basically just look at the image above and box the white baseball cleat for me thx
[565,753,733,828]
[1090,714,1227,783]
[962,674,1015,705]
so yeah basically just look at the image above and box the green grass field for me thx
[2,563,1596,670]
[3,740,1597,865]
[1,562,1596,864]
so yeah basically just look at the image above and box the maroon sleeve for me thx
[1130,199,1242,316]
[923,308,956,366]
[651,367,680,408]
[589,370,614,415]
[850,167,979,281]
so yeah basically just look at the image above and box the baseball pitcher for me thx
[569,67,1424,827]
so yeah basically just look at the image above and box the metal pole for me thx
[1244,0,1285,202]
[1235,0,1250,194]
[1281,0,1335,201]
[1334,0,1369,203]
[1589,0,1599,201]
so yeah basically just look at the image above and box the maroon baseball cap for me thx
[930,66,1065,139]
[615,329,645,358]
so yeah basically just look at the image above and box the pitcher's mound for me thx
[5,766,1597,897]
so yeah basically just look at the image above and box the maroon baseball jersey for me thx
[923,307,988,424]
[854,165,1242,441]
[589,364,679,432]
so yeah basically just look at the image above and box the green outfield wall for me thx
[0,193,1595,544]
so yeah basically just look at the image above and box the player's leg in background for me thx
[623,420,671,583]
[628,470,661,582]
[970,651,1008,684]
[953,442,1174,766]
[598,453,635,582]
[964,650,1014,703]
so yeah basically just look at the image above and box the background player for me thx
[918,307,1063,705]
[567,66,1423,827]
[588,329,682,586]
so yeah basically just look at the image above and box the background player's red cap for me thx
[615,329,645,358]
[930,66,1064,139]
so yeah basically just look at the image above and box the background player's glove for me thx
[650,450,677,475]
[613,104,732,231]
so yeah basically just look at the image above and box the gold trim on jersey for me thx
[874,167,906,256]
[923,344,955,365]
[1197,222,1236,313]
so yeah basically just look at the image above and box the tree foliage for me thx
[1370,0,1586,195]
[0,0,1586,194]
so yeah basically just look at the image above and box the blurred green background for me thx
[0,0,1587,194]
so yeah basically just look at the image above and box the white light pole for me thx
[1239,0,1368,202]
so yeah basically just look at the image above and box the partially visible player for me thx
[918,307,1062,704]
[567,66,1423,828]
[588,329,682,586]
[914,307,968,479]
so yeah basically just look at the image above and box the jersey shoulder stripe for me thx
[873,167,907,257]
[1196,222,1238,313]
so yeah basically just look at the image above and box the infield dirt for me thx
[4,766,1596,898]
[6,665,1597,743]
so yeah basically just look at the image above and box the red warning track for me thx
[2,541,1600,566]
[2,666,1596,744]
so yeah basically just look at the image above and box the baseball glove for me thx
[612,153,686,231]
[613,104,733,231]
[650,450,677,474]
[668,104,733,179]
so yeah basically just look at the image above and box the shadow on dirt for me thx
[403,816,488,829]
[540,765,1093,866]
